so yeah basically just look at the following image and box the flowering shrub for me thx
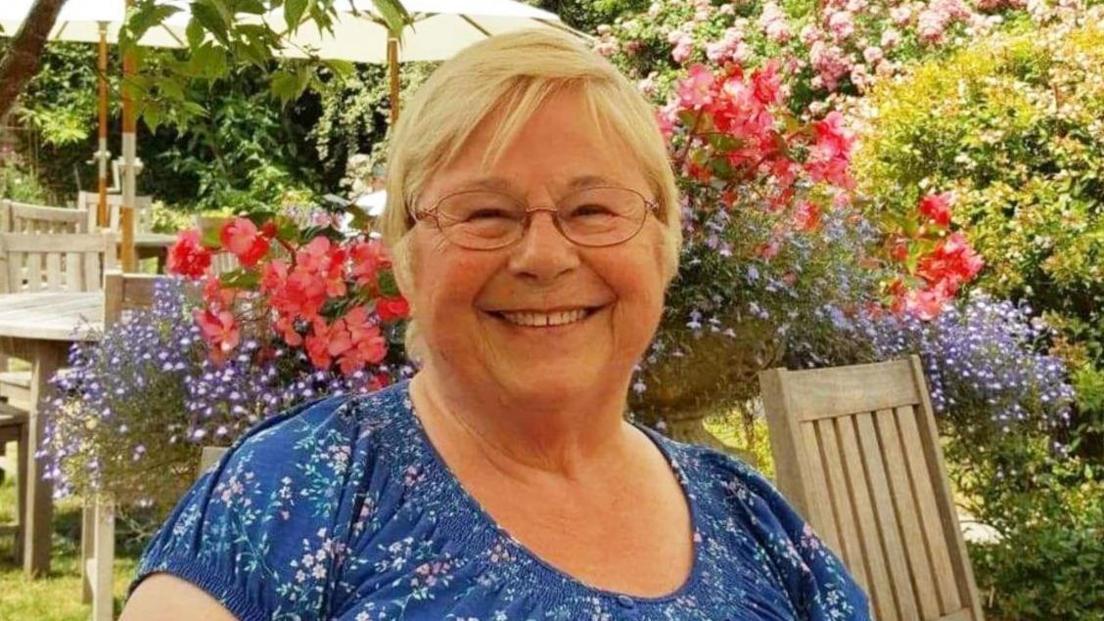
[42,199,412,508]
[628,58,890,412]
[855,294,1074,435]
[169,207,409,377]
[596,0,1035,114]
[852,15,1104,460]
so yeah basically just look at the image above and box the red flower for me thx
[377,296,410,322]
[167,229,212,279]
[793,201,821,232]
[918,191,953,228]
[805,111,855,189]
[220,217,271,267]
[917,232,984,292]
[751,60,783,106]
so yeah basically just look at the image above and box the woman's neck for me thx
[410,365,636,483]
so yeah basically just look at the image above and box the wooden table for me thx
[0,291,102,578]
[134,233,177,272]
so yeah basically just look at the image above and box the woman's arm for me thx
[120,574,239,621]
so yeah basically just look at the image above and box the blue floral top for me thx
[129,380,870,620]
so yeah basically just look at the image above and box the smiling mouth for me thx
[485,306,605,328]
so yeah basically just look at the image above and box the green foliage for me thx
[12,43,106,146]
[854,20,1104,363]
[955,433,1104,620]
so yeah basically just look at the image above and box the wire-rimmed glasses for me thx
[412,186,660,251]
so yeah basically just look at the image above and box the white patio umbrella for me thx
[262,0,590,121]
[0,0,190,270]
[0,0,189,47]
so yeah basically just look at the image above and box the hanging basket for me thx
[629,315,784,458]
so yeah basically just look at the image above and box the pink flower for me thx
[918,192,954,228]
[669,32,694,63]
[677,64,716,110]
[167,229,212,279]
[881,27,902,49]
[220,217,270,267]
[862,46,885,65]
[890,5,913,25]
[194,308,240,358]
[759,3,792,43]
[903,282,953,320]
[350,240,390,289]
[827,10,856,41]
[809,41,852,91]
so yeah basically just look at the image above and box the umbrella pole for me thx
[120,0,137,271]
[388,36,399,123]
[96,22,109,229]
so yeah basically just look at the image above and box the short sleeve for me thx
[127,394,363,621]
[700,448,873,620]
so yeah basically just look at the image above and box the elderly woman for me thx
[122,29,869,621]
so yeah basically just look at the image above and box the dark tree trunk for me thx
[0,0,67,119]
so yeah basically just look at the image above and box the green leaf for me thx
[236,0,267,14]
[285,0,309,31]
[323,59,356,80]
[200,225,222,250]
[187,44,228,79]
[371,0,414,40]
[378,271,400,297]
[270,70,302,104]
[191,0,230,47]
[185,17,205,49]
[126,2,181,41]
[221,269,260,289]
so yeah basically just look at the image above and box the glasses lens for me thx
[436,191,525,249]
[557,187,648,246]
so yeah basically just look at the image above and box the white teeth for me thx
[499,309,590,327]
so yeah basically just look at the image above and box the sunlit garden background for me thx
[0,0,1101,618]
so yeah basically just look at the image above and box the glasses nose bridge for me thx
[518,202,571,245]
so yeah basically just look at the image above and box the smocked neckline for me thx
[396,379,705,606]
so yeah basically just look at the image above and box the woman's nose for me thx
[506,210,581,282]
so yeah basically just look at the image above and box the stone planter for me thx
[629,316,784,461]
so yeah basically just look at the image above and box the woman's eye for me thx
[569,204,615,218]
[466,208,513,221]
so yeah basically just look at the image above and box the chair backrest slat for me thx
[759,356,984,621]
[3,200,89,234]
[0,233,118,293]
[78,192,153,233]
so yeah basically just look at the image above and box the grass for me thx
[0,442,143,620]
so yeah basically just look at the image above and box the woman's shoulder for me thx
[639,426,873,619]
[127,381,415,620]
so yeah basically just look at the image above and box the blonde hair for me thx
[378,28,682,357]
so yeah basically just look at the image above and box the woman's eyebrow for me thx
[449,174,619,195]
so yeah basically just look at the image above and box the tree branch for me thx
[0,0,67,119]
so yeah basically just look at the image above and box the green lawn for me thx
[0,442,142,620]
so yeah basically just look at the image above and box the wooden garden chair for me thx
[0,199,89,234]
[80,270,163,621]
[78,192,154,234]
[758,356,985,621]
[0,232,118,409]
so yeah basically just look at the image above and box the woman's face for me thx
[407,88,669,401]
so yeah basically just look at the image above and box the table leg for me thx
[23,340,65,578]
